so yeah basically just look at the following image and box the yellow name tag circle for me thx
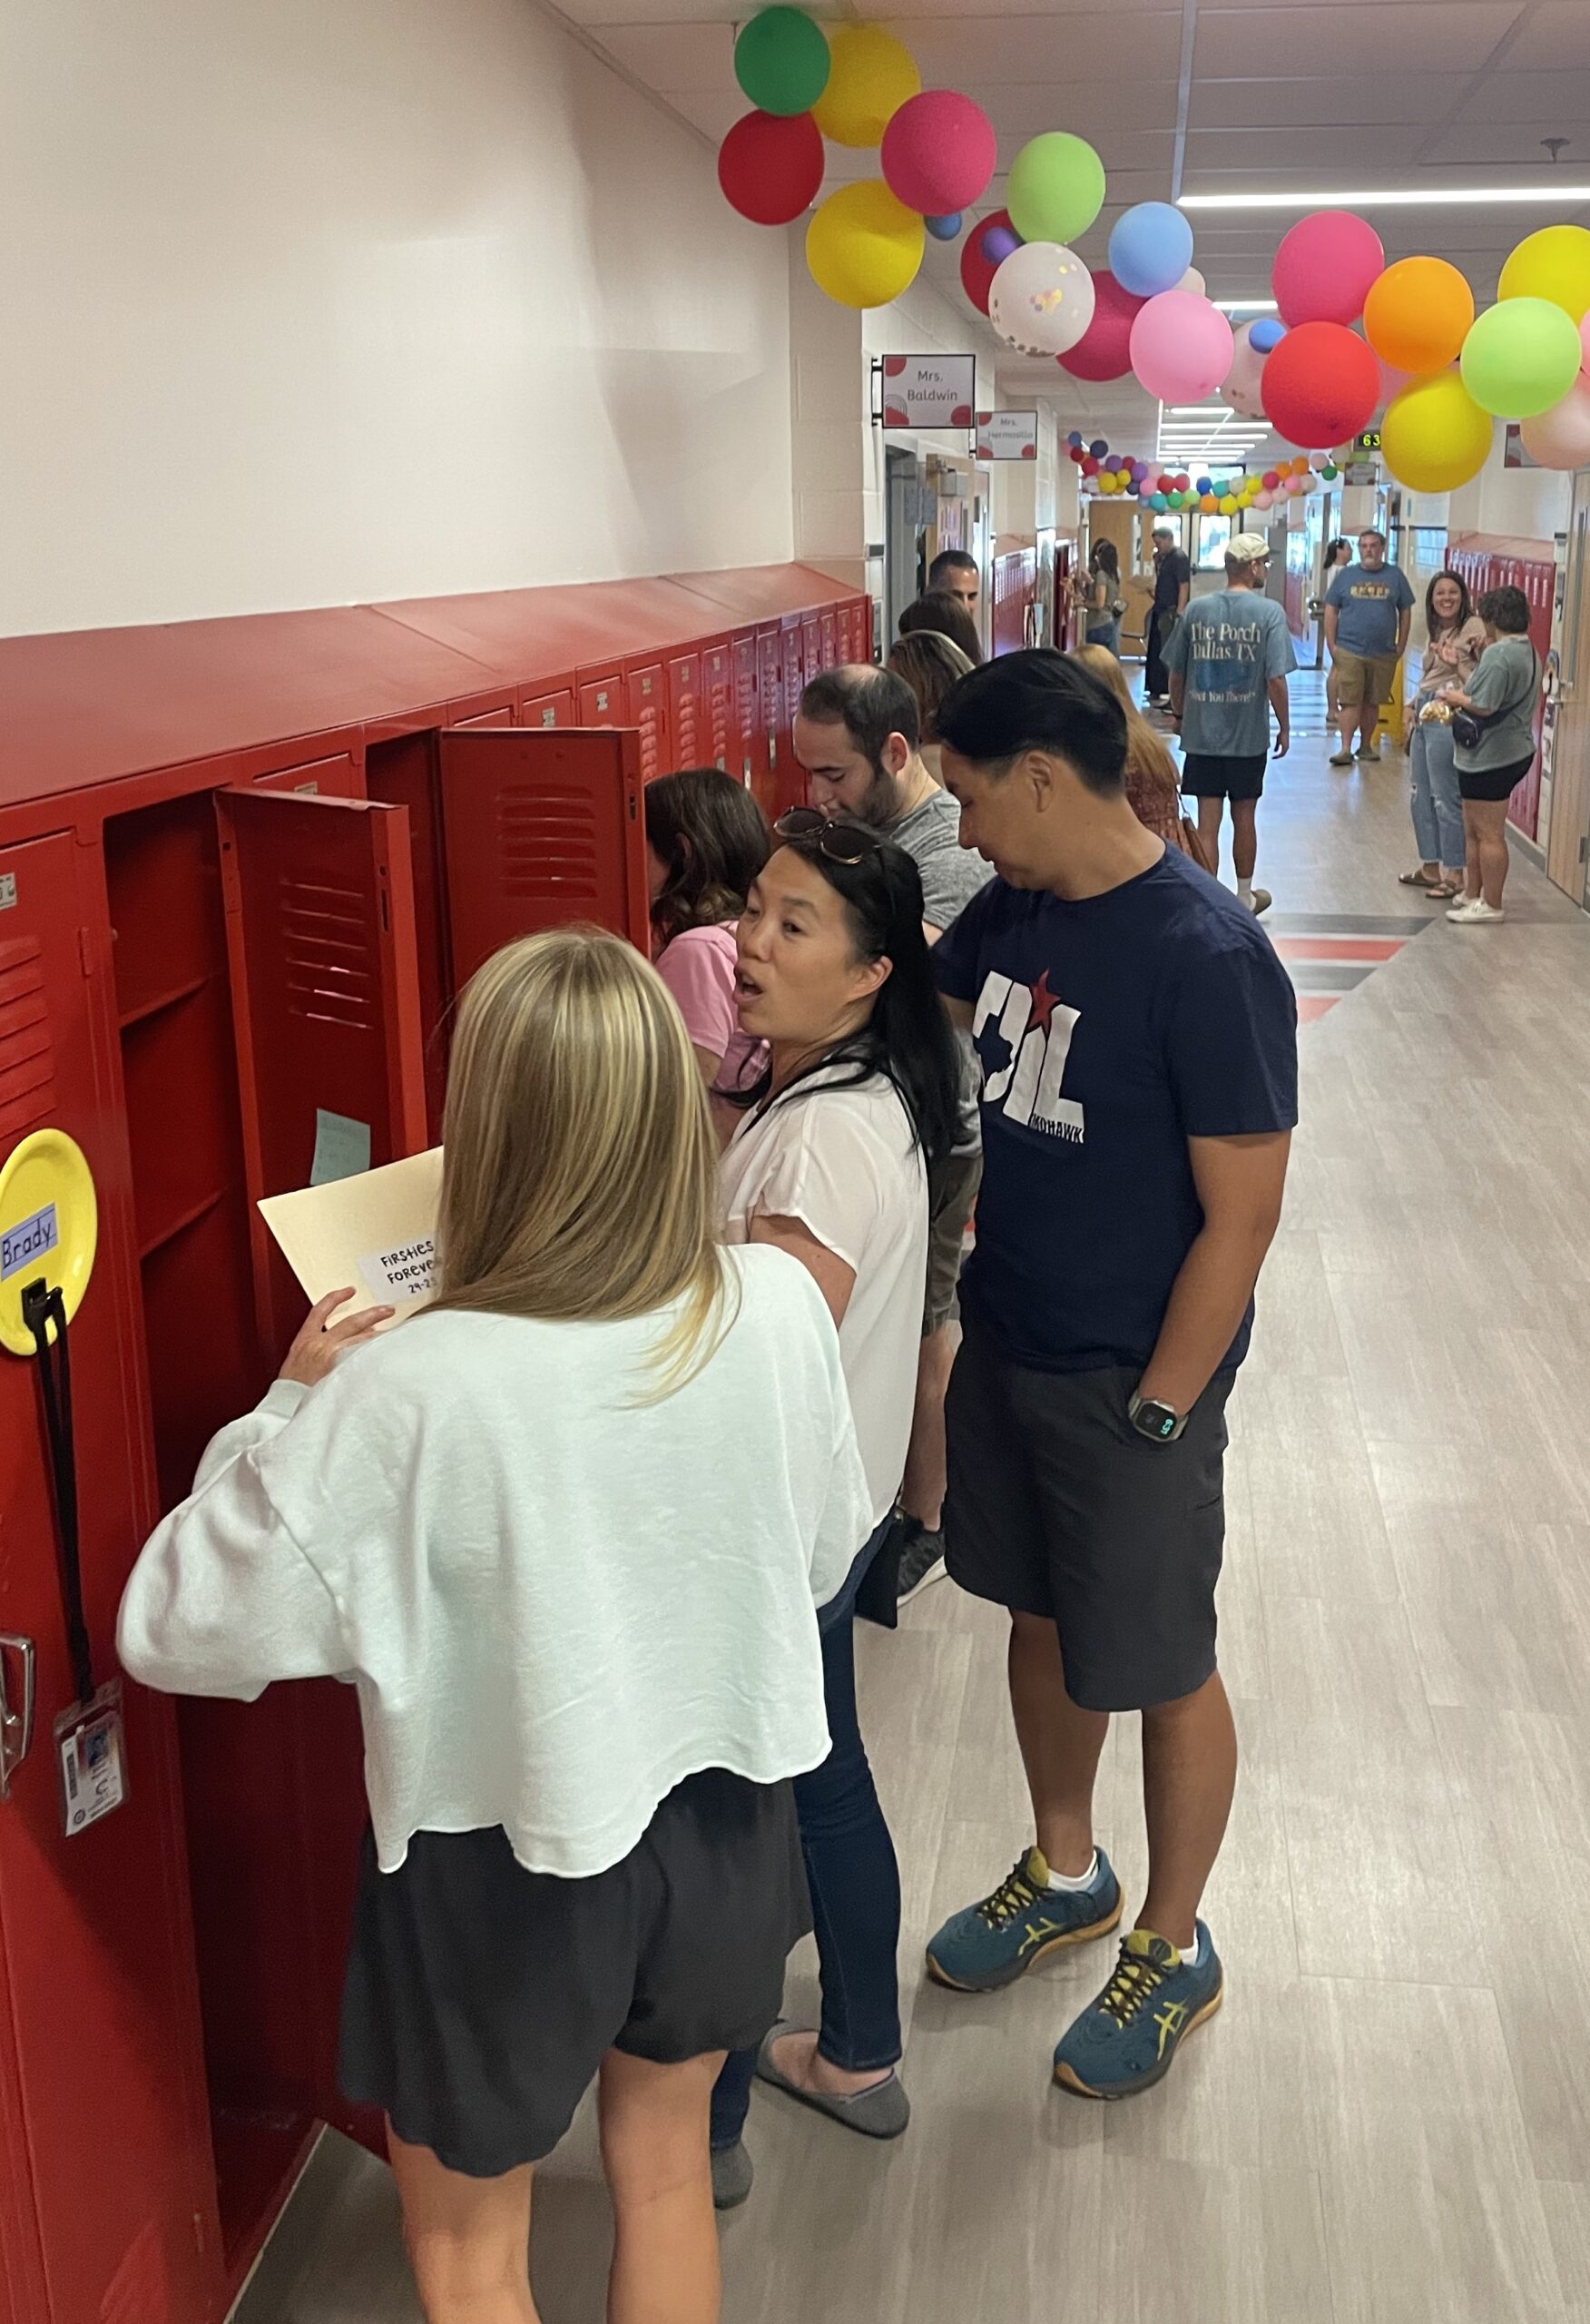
[0,1129,98,1357]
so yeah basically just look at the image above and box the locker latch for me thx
[0,1636,35,1798]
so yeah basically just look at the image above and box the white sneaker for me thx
[1448,898,1505,924]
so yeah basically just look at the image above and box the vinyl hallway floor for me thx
[240,692,1590,2323]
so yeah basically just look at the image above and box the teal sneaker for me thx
[1052,1923,1223,2099]
[926,1846,1122,1992]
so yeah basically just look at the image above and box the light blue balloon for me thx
[1249,317,1286,353]
[925,212,963,242]
[1150,491,1169,511]
[1107,202,1195,300]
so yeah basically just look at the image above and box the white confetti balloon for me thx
[988,241,1095,357]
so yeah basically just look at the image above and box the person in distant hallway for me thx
[1163,532,1294,916]
[924,651,1296,2103]
[1082,537,1124,655]
[119,928,870,2324]
[646,767,770,1090]
[1144,521,1192,706]
[712,815,961,2205]
[1321,538,1354,724]
[792,665,989,1608]
[1325,527,1413,767]
[898,589,984,668]
[1072,643,1198,860]
[1439,584,1542,926]
[928,547,980,623]
[1401,571,1487,904]
[888,627,977,784]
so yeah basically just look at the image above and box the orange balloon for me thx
[1363,257,1474,378]
[1199,492,1218,513]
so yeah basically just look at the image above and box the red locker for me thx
[250,752,362,799]
[735,634,764,793]
[624,663,668,784]
[668,653,703,772]
[447,694,517,730]
[521,687,575,732]
[0,829,216,2324]
[437,727,649,984]
[361,733,453,1142]
[821,608,838,669]
[578,673,623,728]
[755,626,783,819]
[702,641,734,775]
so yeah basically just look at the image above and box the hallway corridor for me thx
[241,714,1590,2324]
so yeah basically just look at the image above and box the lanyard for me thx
[22,1282,93,1709]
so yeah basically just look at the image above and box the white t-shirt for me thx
[116,1246,870,1880]
[720,1065,928,1527]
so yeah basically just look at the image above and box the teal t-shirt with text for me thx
[1163,588,1295,758]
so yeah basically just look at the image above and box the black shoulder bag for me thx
[1452,648,1538,753]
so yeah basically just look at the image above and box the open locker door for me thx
[437,726,649,983]
[209,788,429,2167]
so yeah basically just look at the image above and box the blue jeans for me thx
[710,1528,902,2148]
[1086,619,1122,655]
[1409,718,1465,872]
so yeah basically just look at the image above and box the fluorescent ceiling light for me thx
[1181,185,1590,212]
[1214,299,1279,311]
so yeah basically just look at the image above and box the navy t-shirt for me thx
[933,850,1298,1374]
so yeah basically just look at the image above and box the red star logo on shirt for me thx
[1028,970,1061,1034]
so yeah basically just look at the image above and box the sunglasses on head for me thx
[773,807,885,865]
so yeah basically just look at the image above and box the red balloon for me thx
[1262,468,1281,489]
[1080,455,1101,476]
[717,109,825,227]
[1173,471,1190,491]
[1271,210,1385,328]
[1057,269,1145,382]
[882,92,997,217]
[961,209,1016,317]
[1261,322,1380,449]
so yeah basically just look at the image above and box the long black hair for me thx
[1424,568,1474,640]
[734,828,961,1168]
[644,767,770,950]
[1090,537,1121,582]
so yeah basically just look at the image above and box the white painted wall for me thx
[1448,427,1573,546]
[1,0,793,636]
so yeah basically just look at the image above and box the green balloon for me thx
[1460,295,1583,419]
[734,6,830,116]
[1006,133,1106,246]
[1321,463,1339,480]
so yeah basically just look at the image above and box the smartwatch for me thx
[1128,1392,1187,1444]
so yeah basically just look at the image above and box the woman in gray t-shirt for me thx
[1438,585,1540,927]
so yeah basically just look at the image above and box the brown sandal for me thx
[1425,881,1461,901]
[1399,869,1440,889]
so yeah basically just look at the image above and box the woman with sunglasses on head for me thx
[709,808,962,2208]
[119,928,871,2324]
[645,767,771,1090]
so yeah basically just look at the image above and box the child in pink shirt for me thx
[645,769,771,1093]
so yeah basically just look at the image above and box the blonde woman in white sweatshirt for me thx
[118,928,869,2324]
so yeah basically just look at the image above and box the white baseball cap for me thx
[1228,531,1271,564]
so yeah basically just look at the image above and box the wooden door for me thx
[1546,473,1590,904]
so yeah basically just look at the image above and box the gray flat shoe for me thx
[754,2024,910,2140]
[711,2138,753,2211]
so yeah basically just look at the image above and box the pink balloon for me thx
[1272,210,1386,328]
[1130,290,1234,404]
[1222,320,1269,420]
[1253,488,1275,509]
[1058,269,1145,381]
[881,91,998,217]
[1287,474,1308,496]
[1376,356,1412,411]
[1521,376,1590,469]
[1581,311,1590,372]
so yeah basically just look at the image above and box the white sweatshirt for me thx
[117,1246,869,1879]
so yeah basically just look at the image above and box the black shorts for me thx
[1183,752,1267,803]
[339,1769,808,2177]
[943,1325,1233,1712]
[924,1147,982,1334]
[1457,755,1533,803]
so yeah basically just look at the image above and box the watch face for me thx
[1135,1401,1178,1440]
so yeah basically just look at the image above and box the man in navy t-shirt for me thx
[920,649,1297,2102]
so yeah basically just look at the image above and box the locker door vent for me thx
[0,934,55,1139]
[99,2221,168,2324]
[497,785,602,908]
[278,875,375,1030]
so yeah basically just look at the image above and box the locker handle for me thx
[0,1635,36,1800]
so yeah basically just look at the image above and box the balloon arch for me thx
[718,7,1590,488]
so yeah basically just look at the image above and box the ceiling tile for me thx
[1501,2,1590,69]
[957,80,1182,133]
[1419,121,1590,166]
[1194,4,1522,76]
[904,13,1183,78]
[1190,75,1469,129]
[1459,68,1590,123]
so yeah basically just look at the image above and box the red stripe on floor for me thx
[1271,937,1407,964]
[1296,995,1341,1024]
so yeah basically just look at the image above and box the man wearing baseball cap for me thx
[1163,533,1295,915]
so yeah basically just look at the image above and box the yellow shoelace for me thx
[1098,1946,1166,2027]
[977,1860,1040,1929]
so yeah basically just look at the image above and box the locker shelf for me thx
[117,971,213,1033]
[138,1187,224,1264]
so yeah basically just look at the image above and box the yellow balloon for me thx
[806,181,924,310]
[1219,494,1239,515]
[1498,224,1590,321]
[1381,368,1494,493]
[812,25,919,149]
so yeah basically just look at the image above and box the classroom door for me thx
[1546,471,1590,906]
[437,726,650,981]
[0,830,218,2324]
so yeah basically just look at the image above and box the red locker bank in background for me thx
[0,563,870,2324]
